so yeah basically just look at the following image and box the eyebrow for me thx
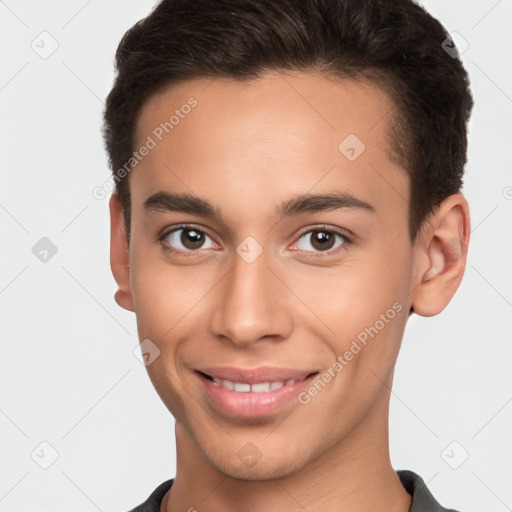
[143,190,376,221]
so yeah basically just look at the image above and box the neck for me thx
[164,387,411,512]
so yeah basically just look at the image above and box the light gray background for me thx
[1,1,511,510]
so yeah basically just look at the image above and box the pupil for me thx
[312,231,335,251]
[182,229,204,249]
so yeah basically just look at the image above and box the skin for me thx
[109,70,471,512]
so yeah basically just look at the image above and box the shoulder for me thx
[126,479,174,512]
[127,472,463,512]
[397,470,462,512]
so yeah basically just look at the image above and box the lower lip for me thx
[196,371,318,419]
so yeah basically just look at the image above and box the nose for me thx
[209,247,293,348]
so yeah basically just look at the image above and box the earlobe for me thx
[411,193,470,317]
[109,192,135,312]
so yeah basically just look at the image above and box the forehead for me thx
[131,71,408,225]
[135,71,395,153]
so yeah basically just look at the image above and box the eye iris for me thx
[311,230,335,251]
[173,229,339,252]
[181,229,204,249]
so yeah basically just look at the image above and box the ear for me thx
[410,193,471,317]
[109,192,135,312]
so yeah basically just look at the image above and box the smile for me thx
[200,372,313,393]
[195,368,320,418]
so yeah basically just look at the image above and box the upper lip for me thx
[195,366,318,384]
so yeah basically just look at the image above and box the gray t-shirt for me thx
[127,470,461,512]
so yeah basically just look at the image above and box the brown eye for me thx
[309,231,336,251]
[294,228,348,254]
[180,228,205,249]
[161,226,216,253]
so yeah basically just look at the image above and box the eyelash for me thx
[157,223,353,258]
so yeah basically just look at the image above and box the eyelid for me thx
[157,223,220,256]
[157,223,215,243]
[289,224,353,255]
[294,223,353,241]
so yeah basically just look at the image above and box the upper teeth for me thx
[211,377,299,392]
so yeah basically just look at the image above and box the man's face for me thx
[121,71,417,479]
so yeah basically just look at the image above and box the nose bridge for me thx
[209,243,290,346]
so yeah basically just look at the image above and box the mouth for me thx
[197,370,319,393]
[194,367,320,418]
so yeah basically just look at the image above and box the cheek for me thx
[291,241,412,370]
[294,243,410,323]
[342,259,411,378]
[129,244,208,336]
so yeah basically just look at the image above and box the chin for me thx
[207,449,307,482]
